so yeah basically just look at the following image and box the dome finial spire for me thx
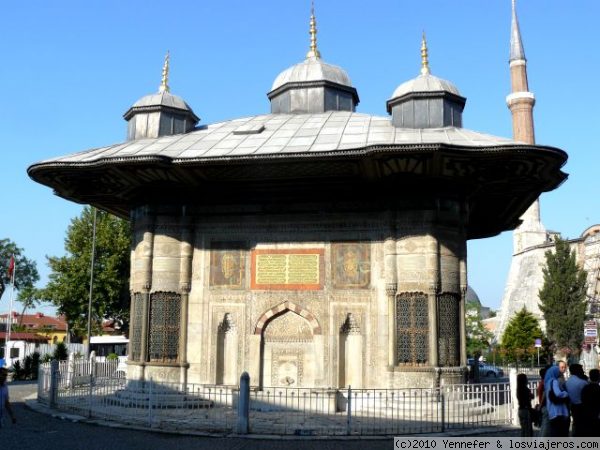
[159,51,170,93]
[420,31,430,75]
[306,1,321,59]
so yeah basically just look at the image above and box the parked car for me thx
[479,363,504,378]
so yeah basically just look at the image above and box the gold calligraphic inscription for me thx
[255,254,319,285]
[251,249,324,290]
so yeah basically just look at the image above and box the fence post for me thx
[509,368,519,426]
[346,385,352,435]
[49,359,59,408]
[148,378,153,428]
[236,372,250,434]
[440,390,445,432]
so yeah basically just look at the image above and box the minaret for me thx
[506,0,547,253]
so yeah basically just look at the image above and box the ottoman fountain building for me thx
[29,10,567,389]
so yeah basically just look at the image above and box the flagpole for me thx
[5,255,15,365]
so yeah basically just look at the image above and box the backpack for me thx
[548,380,569,405]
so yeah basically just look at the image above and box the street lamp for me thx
[86,207,97,357]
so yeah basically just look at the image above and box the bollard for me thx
[49,359,59,408]
[509,368,519,426]
[236,372,250,434]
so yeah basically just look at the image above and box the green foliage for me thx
[41,207,131,338]
[539,236,588,356]
[0,238,40,308]
[466,300,494,357]
[53,342,68,361]
[11,360,24,380]
[500,307,545,364]
[41,353,53,363]
[106,353,119,361]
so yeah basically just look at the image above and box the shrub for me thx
[53,342,68,361]
[106,353,119,361]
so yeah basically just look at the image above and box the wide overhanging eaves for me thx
[28,142,568,239]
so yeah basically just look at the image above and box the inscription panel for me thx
[251,249,324,290]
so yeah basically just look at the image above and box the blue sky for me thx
[1,1,598,315]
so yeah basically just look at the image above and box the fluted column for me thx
[429,235,440,367]
[179,210,193,385]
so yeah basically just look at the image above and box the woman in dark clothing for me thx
[579,382,600,437]
[517,373,534,437]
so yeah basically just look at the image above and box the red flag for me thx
[7,255,14,281]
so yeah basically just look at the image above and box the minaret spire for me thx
[509,0,526,62]
[506,0,544,253]
[420,32,430,75]
[159,51,170,93]
[306,1,321,59]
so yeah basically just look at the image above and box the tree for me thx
[500,307,545,364]
[41,207,131,339]
[0,238,40,311]
[539,236,587,357]
[466,300,494,357]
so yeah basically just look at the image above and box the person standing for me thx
[537,366,550,437]
[0,368,16,428]
[581,344,599,375]
[544,365,570,436]
[565,364,588,436]
[517,373,534,436]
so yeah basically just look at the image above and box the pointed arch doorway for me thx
[255,302,321,388]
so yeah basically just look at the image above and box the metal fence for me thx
[37,362,519,436]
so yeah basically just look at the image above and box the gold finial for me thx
[420,32,430,75]
[306,1,321,59]
[159,51,170,93]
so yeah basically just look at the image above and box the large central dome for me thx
[271,56,353,92]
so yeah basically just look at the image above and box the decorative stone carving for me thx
[331,243,371,288]
[210,242,245,289]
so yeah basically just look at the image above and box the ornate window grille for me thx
[148,292,181,363]
[438,293,460,366]
[130,293,144,361]
[396,292,428,365]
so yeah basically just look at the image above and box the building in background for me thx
[494,3,600,342]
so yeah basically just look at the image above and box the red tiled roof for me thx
[0,312,67,332]
[0,332,49,342]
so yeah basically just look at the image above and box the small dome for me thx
[131,91,194,112]
[271,57,353,92]
[390,73,461,100]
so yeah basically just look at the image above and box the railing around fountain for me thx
[37,361,519,436]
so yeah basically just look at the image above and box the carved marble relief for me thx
[210,242,245,288]
[332,243,371,288]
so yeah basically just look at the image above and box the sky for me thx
[1,1,599,316]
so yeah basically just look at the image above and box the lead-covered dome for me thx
[123,53,199,140]
[271,57,353,92]
[387,35,466,129]
[390,73,461,100]
[267,8,359,114]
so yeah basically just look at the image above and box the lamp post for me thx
[86,207,97,357]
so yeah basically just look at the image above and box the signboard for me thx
[584,328,598,337]
[534,338,542,348]
[584,320,597,328]
[584,336,597,345]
